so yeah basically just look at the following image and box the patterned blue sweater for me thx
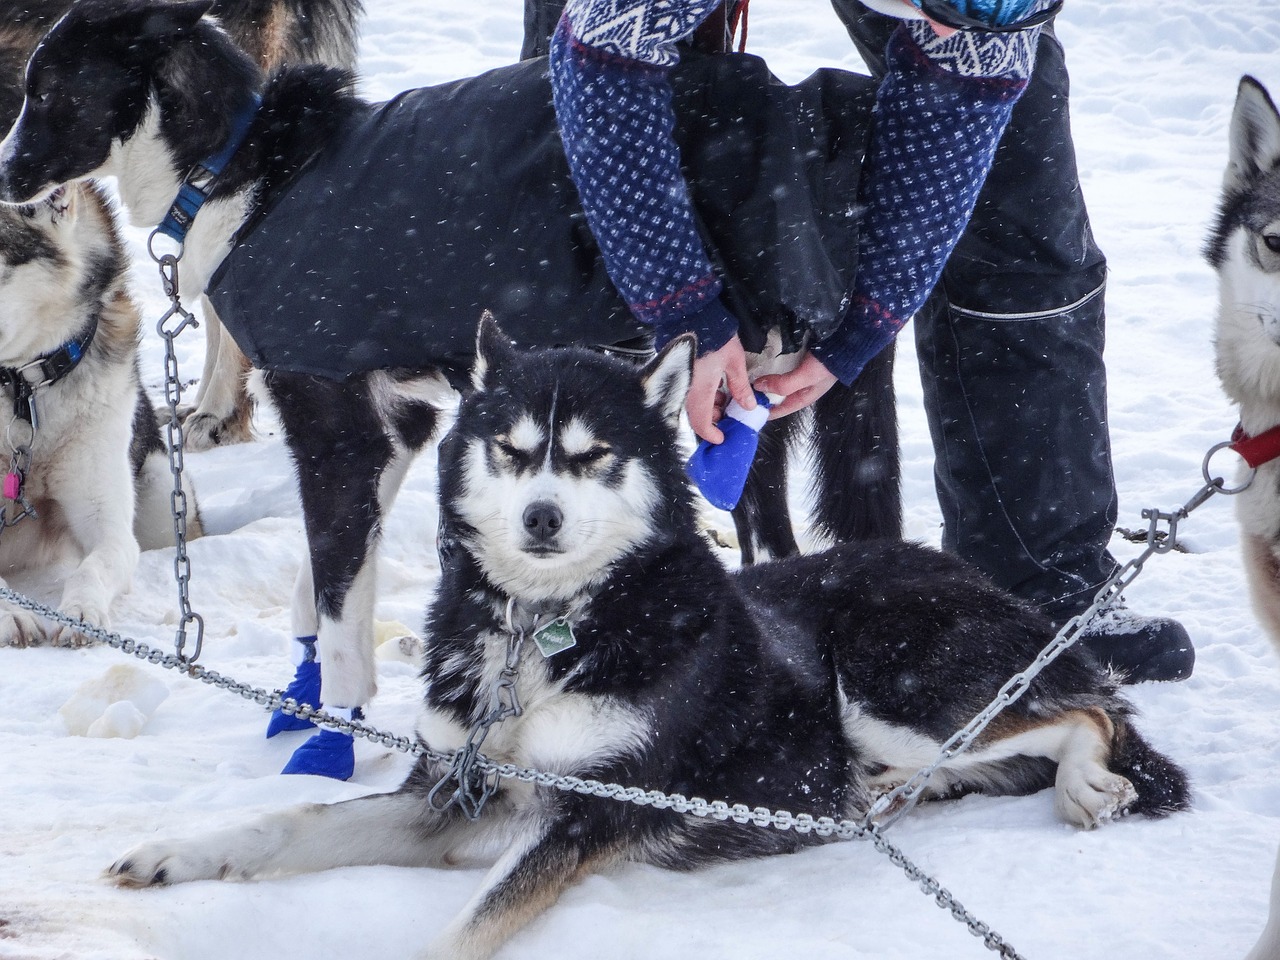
[550,0,1042,384]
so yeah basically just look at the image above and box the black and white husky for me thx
[0,0,897,774]
[0,181,201,646]
[106,319,1189,960]
[1207,75,1280,960]
[1208,76,1280,656]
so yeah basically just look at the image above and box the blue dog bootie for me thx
[280,706,363,780]
[266,636,321,738]
[686,391,771,511]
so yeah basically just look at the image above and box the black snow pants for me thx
[525,0,1120,621]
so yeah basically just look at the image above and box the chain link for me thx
[149,243,205,665]
[427,614,527,818]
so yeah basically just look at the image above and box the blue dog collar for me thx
[155,93,263,246]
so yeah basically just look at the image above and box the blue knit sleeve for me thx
[550,2,739,354]
[810,24,1035,384]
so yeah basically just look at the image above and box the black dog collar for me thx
[0,313,100,430]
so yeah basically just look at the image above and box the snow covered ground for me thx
[2,1,1279,958]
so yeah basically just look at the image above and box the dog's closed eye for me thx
[566,445,611,469]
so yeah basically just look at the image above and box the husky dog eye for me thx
[491,437,535,470]
[1264,232,1280,255]
[565,445,612,471]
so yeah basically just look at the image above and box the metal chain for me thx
[149,242,205,665]
[426,608,527,819]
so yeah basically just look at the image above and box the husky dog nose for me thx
[522,501,563,542]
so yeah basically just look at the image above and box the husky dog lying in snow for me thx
[1207,73,1280,960]
[107,319,1189,960]
[0,181,201,646]
[0,0,897,777]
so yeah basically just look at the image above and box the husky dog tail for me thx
[1108,719,1192,818]
[731,342,900,562]
[809,342,901,542]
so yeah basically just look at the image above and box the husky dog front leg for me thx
[108,791,471,886]
[51,493,140,645]
[264,371,421,778]
[423,805,624,960]
[44,411,141,645]
[182,296,255,451]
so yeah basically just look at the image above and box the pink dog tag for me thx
[3,471,22,501]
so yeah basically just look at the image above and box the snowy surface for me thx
[2,1,1279,958]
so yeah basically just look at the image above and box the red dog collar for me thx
[1230,423,1280,468]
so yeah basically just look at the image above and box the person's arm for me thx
[549,1,737,354]
[549,0,756,441]
[808,20,1040,385]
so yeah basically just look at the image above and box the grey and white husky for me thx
[1208,75,1280,657]
[0,181,202,646]
[106,318,1188,960]
[1208,73,1280,960]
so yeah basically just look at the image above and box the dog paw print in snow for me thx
[58,664,169,738]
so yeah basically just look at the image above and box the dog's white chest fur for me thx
[417,628,651,777]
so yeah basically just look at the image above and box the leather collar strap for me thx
[155,93,263,245]
[1230,422,1280,469]
[0,312,100,429]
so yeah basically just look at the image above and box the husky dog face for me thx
[0,186,106,364]
[440,316,694,603]
[0,0,213,205]
[1209,76,1280,406]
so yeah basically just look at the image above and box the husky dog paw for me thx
[107,840,234,887]
[1054,770,1138,828]
[48,598,110,647]
[0,608,54,647]
[182,411,252,452]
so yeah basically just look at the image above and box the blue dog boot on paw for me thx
[686,391,771,511]
[280,707,363,780]
[266,637,321,738]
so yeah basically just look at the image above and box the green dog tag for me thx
[532,618,577,658]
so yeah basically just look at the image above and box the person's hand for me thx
[687,336,755,444]
[753,352,838,420]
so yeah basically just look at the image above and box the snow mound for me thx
[59,664,169,738]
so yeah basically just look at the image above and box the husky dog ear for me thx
[472,311,514,393]
[48,186,77,226]
[1226,76,1280,193]
[640,334,695,427]
[139,0,215,39]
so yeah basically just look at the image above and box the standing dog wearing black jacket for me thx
[0,0,897,778]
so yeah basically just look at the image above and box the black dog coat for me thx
[206,54,874,382]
